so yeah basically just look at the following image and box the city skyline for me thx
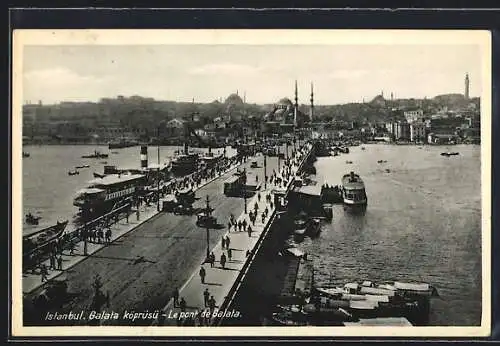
[22,44,482,106]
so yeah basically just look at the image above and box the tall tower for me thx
[465,73,470,100]
[309,82,314,122]
[294,80,299,127]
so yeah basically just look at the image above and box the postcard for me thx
[11,29,491,337]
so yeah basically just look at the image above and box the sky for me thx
[22,44,482,105]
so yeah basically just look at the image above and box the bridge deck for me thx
[155,144,313,326]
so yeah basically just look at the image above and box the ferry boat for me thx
[81,150,109,159]
[170,153,199,177]
[108,140,138,149]
[199,152,223,169]
[340,172,367,209]
[23,220,69,269]
[73,173,146,217]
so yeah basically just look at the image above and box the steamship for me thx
[73,173,146,218]
[340,171,367,209]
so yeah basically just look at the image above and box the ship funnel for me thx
[141,146,148,169]
[350,171,355,181]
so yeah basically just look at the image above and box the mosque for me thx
[262,81,314,134]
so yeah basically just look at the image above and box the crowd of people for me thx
[161,144,311,327]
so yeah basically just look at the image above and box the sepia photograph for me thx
[11,29,491,337]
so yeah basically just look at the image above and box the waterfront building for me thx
[409,121,426,142]
[165,118,185,138]
[394,120,410,141]
[404,108,424,124]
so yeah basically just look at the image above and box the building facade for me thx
[404,109,424,124]
[409,121,426,142]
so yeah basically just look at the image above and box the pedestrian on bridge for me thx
[199,266,206,284]
[172,288,179,307]
[57,255,63,270]
[203,288,210,307]
[49,254,55,270]
[220,253,227,269]
[225,235,231,250]
[40,264,48,282]
[179,297,187,312]
[208,296,216,315]
[209,252,216,268]
[221,237,226,249]
[227,248,232,261]
[247,225,253,237]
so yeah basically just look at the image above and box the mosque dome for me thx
[224,93,244,106]
[277,98,293,107]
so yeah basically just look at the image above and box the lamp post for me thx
[157,125,162,212]
[205,195,211,261]
[264,152,267,190]
[243,167,247,214]
[277,145,281,172]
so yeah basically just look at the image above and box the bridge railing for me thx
[212,144,313,326]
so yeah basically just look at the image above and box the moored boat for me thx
[23,220,69,269]
[81,150,109,159]
[306,218,321,237]
[23,151,30,158]
[73,173,146,218]
[25,212,42,225]
[170,153,199,177]
[312,280,437,325]
[68,170,79,176]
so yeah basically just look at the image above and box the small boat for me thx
[385,168,391,173]
[377,160,388,164]
[100,161,108,164]
[322,204,333,221]
[68,170,79,176]
[306,218,321,237]
[93,172,106,178]
[361,147,366,150]
[75,164,90,169]
[25,213,42,225]
[81,150,109,159]
[345,160,353,164]
[441,152,459,157]
[22,151,30,158]
[23,220,69,266]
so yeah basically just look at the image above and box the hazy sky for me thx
[22,44,482,105]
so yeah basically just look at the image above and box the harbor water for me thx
[22,145,235,235]
[293,143,482,326]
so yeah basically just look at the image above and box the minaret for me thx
[294,80,299,127]
[309,82,314,122]
[465,73,470,100]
